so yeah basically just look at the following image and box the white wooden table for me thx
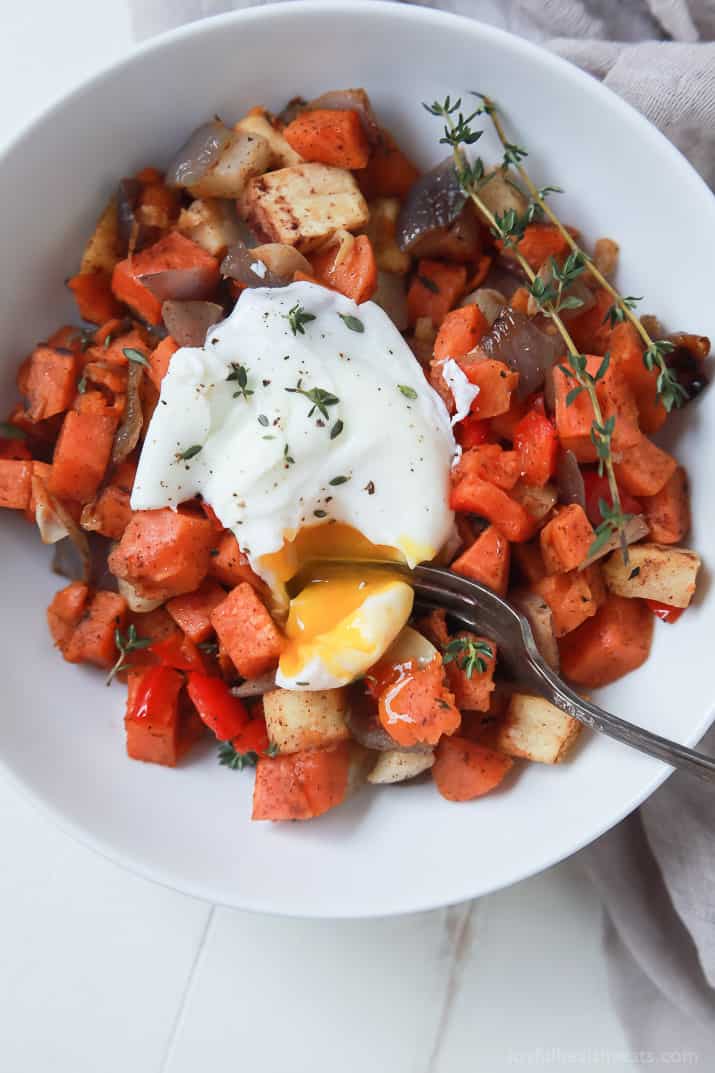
[0,3,635,1068]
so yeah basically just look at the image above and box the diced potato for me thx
[116,577,165,614]
[476,167,528,219]
[601,542,701,608]
[263,687,350,753]
[235,110,303,168]
[510,589,559,670]
[80,196,120,275]
[495,693,581,764]
[190,130,273,198]
[241,162,369,252]
[176,198,243,258]
[367,749,435,784]
[365,198,411,274]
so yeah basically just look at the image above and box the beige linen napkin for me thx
[129,0,715,1060]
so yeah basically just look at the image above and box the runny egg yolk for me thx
[267,525,415,692]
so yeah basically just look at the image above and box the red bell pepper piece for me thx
[646,600,685,624]
[513,408,558,486]
[582,470,642,528]
[455,415,490,449]
[232,716,270,757]
[151,633,206,673]
[186,672,250,741]
[126,665,183,725]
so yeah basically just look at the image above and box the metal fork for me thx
[339,560,715,782]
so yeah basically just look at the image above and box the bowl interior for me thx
[1,0,714,916]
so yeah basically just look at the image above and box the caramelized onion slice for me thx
[162,300,224,348]
[139,266,218,302]
[111,362,144,465]
[474,307,563,399]
[165,120,234,189]
[556,449,586,508]
[220,241,310,288]
[396,157,466,253]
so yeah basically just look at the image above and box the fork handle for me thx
[531,661,715,783]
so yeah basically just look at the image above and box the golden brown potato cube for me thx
[601,542,700,608]
[263,687,350,754]
[235,110,303,168]
[496,693,581,764]
[241,162,369,252]
[177,198,242,258]
[190,130,273,199]
[80,196,121,275]
[367,750,434,784]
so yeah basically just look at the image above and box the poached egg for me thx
[132,281,457,689]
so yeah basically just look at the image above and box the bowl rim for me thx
[1,0,714,918]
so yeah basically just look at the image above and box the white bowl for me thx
[1,0,713,918]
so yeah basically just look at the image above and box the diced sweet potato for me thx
[48,410,117,503]
[0,460,32,510]
[641,468,690,544]
[166,579,227,644]
[25,346,78,422]
[434,305,489,362]
[148,336,179,390]
[533,570,600,637]
[450,476,535,543]
[112,233,219,325]
[453,444,520,491]
[46,581,90,652]
[559,595,654,687]
[375,655,460,747]
[443,631,497,712]
[80,479,133,541]
[210,582,284,679]
[567,288,613,355]
[407,260,467,328]
[109,508,216,601]
[68,271,122,324]
[461,358,519,419]
[554,356,639,462]
[357,126,419,200]
[63,590,128,667]
[614,435,677,497]
[609,322,667,434]
[124,666,184,767]
[208,531,266,591]
[432,736,513,802]
[501,223,570,271]
[310,234,377,304]
[252,742,351,820]
[283,109,370,169]
[451,524,510,596]
[540,504,595,574]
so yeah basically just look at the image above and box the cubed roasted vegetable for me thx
[241,162,368,252]
[601,542,700,608]
[495,694,581,763]
[263,687,350,753]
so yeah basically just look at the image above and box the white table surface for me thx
[0,3,637,1069]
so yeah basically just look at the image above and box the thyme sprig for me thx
[424,97,632,560]
[227,362,254,401]
[285,302,316,336]
[106,625,153,686]
[443,637,494,679]
[477,94,686,412]
[285,379,340,420]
